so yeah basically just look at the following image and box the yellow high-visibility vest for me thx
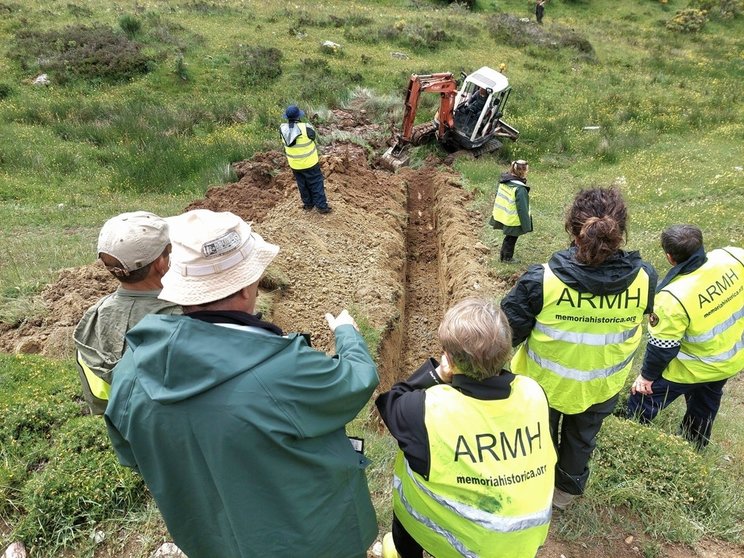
[282,122,319,170]
[653,247,744,384]
[76,350,110,415]
[393,376,556,558]
[491,181,527,227]
[512,264,650,414]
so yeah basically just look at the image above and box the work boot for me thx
[500,257,520,264]
[301,204,314,211]
[318,206,332,214]
[552,487,577,510]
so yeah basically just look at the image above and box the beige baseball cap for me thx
[97,211,170,272]
[159,209,280,306]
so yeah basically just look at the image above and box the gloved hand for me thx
[325,309,359,332]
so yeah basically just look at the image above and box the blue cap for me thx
[283,105,304,120]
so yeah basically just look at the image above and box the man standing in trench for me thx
[105,209,378,558]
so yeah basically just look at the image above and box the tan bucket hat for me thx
[159,209,279,306]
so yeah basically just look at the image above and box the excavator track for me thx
[470,138,503,159]
[410,122,437,146]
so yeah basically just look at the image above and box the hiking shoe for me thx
[552,487,577,510]
[318,206,332,214]
[301,204,314,211]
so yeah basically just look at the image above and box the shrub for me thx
[487,14,596,59]
[0,82,13,99]
[12,418,146,547]
[118,14,141,38]
[666,9,708,32]
[378,20,454,51]
[174,53,190,82]
[232,45,283,86]
[10,25,151,83]
[692,0,743,17]
[591,416,744,540]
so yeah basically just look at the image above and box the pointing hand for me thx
[325,309,359,332]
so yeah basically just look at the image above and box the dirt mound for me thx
[0,116,497,381]
[0,263,116,356]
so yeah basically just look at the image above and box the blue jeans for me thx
[292,164,329,210]
[626,376,727,449]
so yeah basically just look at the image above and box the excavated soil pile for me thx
[0,110,502,393]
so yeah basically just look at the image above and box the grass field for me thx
[1,0,743,555]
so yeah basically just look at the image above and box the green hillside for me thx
[1,0,742,556]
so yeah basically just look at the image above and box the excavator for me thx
[380,66,520,170]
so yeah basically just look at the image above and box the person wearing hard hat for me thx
[280,104,332,214]
[105,209,378,558]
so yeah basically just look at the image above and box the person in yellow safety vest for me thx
[490,160,532,263]
[501,187,657,510]
[279,104,332,214]
[376,298,556,558]
[73,212,181,414]
[627,224,744,449]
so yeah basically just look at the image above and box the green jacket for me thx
[105,313,379,558]
[490,172,533,237]
[73,287,180,414]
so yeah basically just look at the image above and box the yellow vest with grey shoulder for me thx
[512,264,650,414]
[652,247,744,384]
[393,376,555,558]
[280,122,319,170]
[491,180,528,227]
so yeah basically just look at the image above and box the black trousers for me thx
[500,235,518,261]
[550,394,619,495]
[392,514,425,558]
[292,164,329,210]
[627,376,727,449]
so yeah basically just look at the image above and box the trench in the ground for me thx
[377,170,445,392]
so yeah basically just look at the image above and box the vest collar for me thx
[657,245,707,292]
[451,371,515,400]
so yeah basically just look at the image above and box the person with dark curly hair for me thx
[501,187,658,509]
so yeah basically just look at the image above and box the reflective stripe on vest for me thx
[282,122,319,170]
[656,247,744,383]
[511,264,650,414]
[491,182,522,226]
[393,378,555,558]
[77,350,111,401]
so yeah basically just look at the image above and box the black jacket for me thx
[375,358,515,479]
[501,246,658,346]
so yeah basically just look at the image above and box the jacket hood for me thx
[548,247,651,295]
[500,172,526,184]
[122,314,296,404]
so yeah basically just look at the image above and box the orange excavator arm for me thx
[381,72,460,170]
[399,73,459,141]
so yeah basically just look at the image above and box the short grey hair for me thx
[661,224,703,264]
[438,298,512,381]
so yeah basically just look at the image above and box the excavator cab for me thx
[447,67,517,150]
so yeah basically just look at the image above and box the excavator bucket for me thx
[379,141,410,171]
